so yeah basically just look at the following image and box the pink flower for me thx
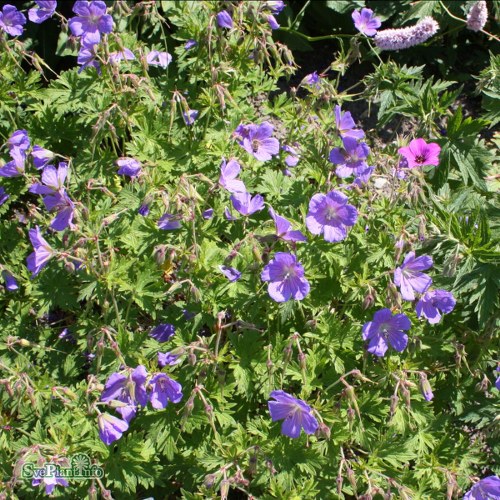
[398,138,441,168]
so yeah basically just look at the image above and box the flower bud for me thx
[298,352,306,370]
[252,245,262,263]
[204,473,217,489]
[344,385,357,404]
[399,386,411,408]
[315,422,331,439]
[283,345,292,363]
[220,479,230,499]
[248,454,257,476]
[336,474,343,494]
[346,467,357,493]
[419,373,434,401]
[153,245,167,265]
[188,351,197,366]
[389,395,399,417]
[362,290,376,310]
[18,339,31,347]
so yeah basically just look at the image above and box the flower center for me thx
[415,154,426,164]
[282,264,297,280]
[324,205,338,221]
[252,139,260,153]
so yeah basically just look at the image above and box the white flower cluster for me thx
[374,17,439,51]
[466,1,488,32]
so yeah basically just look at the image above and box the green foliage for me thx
[0,0,498,499]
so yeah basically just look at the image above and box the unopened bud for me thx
[252,245,262,263]
[346,468,357,493]
[362,291,375,310]
[344,385,356,404]
[19,339,31,347]
[88,483,98,500]
[153,245,167,265]
[248,455,257,476]
[419,373,434,401]
[204,473,216,489]
[390,395,399,416]
[315,422,331,439]
[188,352,197,366]
[336,475,343,494]
[283,345,292,363]
[220,479,230,499]
[347,407,356,423]
[399,386,411,408]
[298,352,306,370]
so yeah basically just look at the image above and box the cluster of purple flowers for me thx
[362,250,456,359]
[99,364,183,445]
[216,1,285,32]
[329,105,372,185]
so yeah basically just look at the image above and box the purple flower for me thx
[184,39,197,50]
[46,192,75,231]
[352,165,374,187]
[7,130,30,151]
[0,186,9,206]
[334,105,365,140]
[237,122,280,162]
[269,207,307,242]
[137,203,150,217]
[352,8,381,37]
[0,5,26,37]
[158,351,181,367]
[158,213,182,230]
[261,252,310,302]
[32,460,69,495]
[268,15,280,30]
[302,71,320,88]
[0,148,26,178]
[31,145,55,169]
[306,190,358,242]
[146,50,172,68]
[282,144,300,167]
[463,475,500,500]
[466,1,488,32]
[265,1,285,15]
[150,323,175,343]
[116,157,141,177]
[219,158,246,193]
[362,308,411,357]
[216,10,233,29]
[398,138,441,168]
[68,0,113,46]
[149,373,183,409]
[230,192,264,216]
[2,270,18,291]
[100,365,148,422]
[416,289,456,324]
[26,226,55,277]
[202,208,214,219]
[268,390,319,438]
[28,1,57,24]
[29,164,74,231]
[495,371,500,391]
[394,251,433,301]
[374,17,439,51]
[109,48,135,64]
[98,412,129,445]
[77,43,101,74]
[224,207,236,220]
[329,136,370,178]
[182,109,199,126]
[30,163,67,195]
[219,265,241,282]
